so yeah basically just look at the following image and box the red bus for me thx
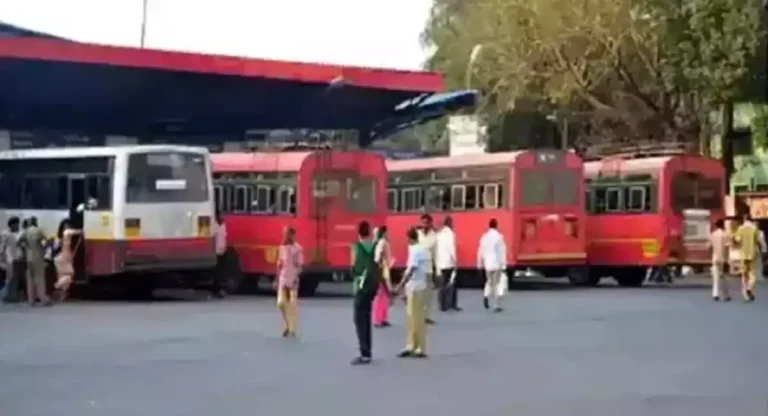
[584,153,725,287]
[386,150,590,286]
[211,151,388,296]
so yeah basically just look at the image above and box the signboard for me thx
[448,115,486,156]
[747,196,768,219]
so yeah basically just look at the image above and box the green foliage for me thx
[421,0,765,147]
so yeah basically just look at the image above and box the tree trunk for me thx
[720,101,735,191]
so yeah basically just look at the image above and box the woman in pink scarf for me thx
[372,226,393,328]
[275,227,303,337]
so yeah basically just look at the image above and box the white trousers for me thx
[483,269,504,308]
[711,263,729,298]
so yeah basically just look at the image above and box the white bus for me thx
[0,145,217,294]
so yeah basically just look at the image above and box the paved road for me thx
[1,282,767,416]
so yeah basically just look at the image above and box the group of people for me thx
[710,213,764,302]
[0,216,81,306]
[269,212,510,366]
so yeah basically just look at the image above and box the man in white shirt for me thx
[709,219,729,301]
[436,216,461,312]
[417,214,438,324]
[211,213,228,299]
[477,219,507,312]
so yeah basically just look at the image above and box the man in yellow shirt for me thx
[735,214,758,302]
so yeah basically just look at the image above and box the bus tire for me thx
[614,268,645,287]
[566,266,599,287]
[222,247,244,294]
[298,278,320,297]
[126,276,155,300]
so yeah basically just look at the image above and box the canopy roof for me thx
[0,22,475,146]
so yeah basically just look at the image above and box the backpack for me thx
[352,239,381,295]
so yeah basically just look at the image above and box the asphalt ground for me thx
[1,279,768,416]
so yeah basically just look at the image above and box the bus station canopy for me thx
[0,21,476,146]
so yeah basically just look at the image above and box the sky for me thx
[0,0,434,70]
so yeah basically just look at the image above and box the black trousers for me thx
[439,268,458,311]
[211,254,226,293]
[353,289,376,358]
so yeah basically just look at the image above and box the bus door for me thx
[681,208,710,263]
[67,175,87,282]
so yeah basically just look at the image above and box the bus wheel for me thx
[222,248,244,294]
[298,278,320,297]
[126,276,155,300]
[566,266,600,287]
[614,268,645,287]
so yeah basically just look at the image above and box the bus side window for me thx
[221,184,234,213]
[22,176,66,209]
[466,185,479,210]
[483,183,499,209]
[605,187,622,212]
[387,188,399,212]
[401,188,423,212]
[593,187,606,213]
[276,186,293,214]
[425,187,444,211]
[252,185,272,213]
[233,185,249,213]
[626,185,647,212]
[450,185,466,210]
[213,185,223,213]
[89,175,112,209]
[0,173,21,208]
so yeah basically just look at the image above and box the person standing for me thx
[372,226,394,328]
[477,219,507,312]
[350,221,379,365]
[436,216,460,312]
[0,216,24,304]
[211,213,228,299]
[275,227,303,337]
[53,218,82,301]
[735,213,759,302]
[709,219,730,302]
[21,217,51,306]
[417,214,438,324]
[395,227,429,358]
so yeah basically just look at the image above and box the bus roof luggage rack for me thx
[583,140,696,161]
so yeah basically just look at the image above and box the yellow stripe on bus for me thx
[517,252,587,261]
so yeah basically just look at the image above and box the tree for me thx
[421,0,764,149]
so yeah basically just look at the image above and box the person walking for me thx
[709,219,730,302]
[417,214,438,324]
[350,221,379,365]
[436,216,460,312]
[478,219,507,312]
[395,227,429,359]
[211,213,228,299]
[21,217,51,306]
[0,216,24,304]
[372,226,394,328]
[275,227,303,337]
[735,213,759,302]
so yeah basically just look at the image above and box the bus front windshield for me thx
[126,152,209,203]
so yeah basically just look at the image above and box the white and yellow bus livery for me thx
[0,145,217,292]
